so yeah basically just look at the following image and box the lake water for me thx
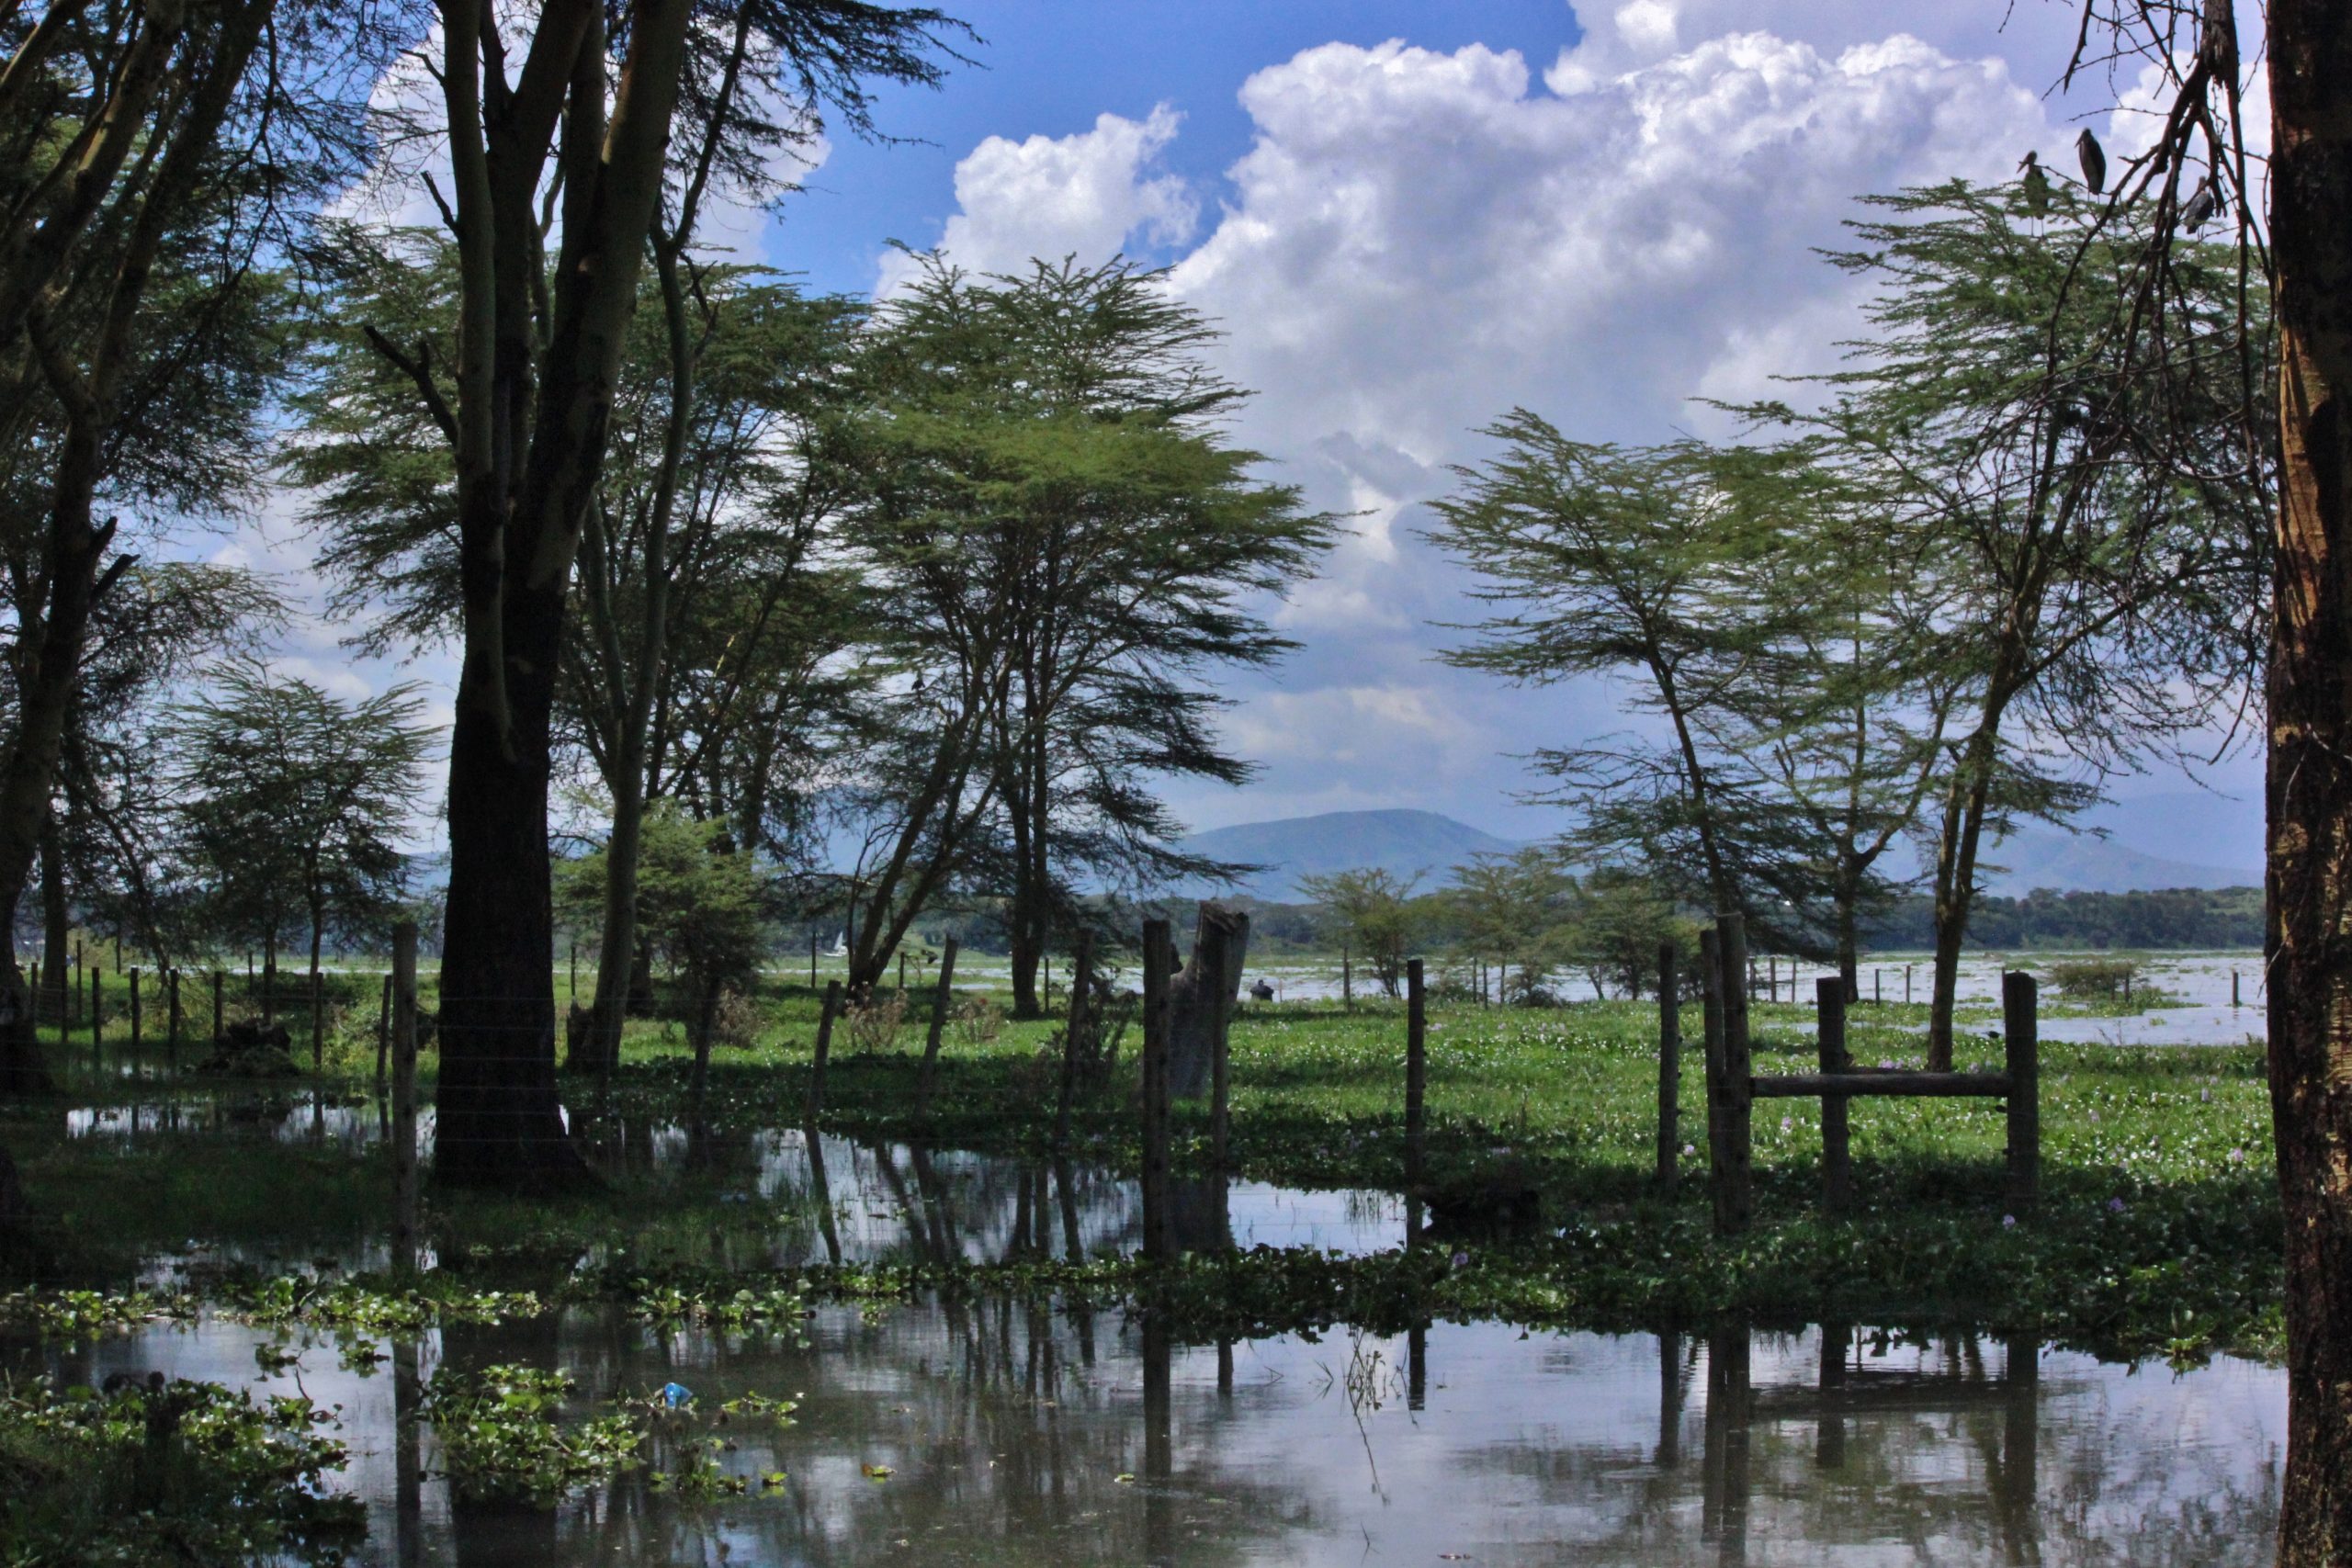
[22,1108,2285,1564]
[1232,952,2270,1048]
[25,1309,2280,1566]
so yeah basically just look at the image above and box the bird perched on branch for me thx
[2019,150,2051,217]
[2182,176,2222,231]
[2076,128,2107,196]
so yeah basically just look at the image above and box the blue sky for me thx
[243,0,2269,872]
[768,1,1591,298]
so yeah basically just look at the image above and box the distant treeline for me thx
[1859,886,2263,952]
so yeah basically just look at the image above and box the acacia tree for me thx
[1751,181,2267,1066]
[0,0,379,1087]
[1443,848,1574,1003]
[167,663,432,978]
[1714,457,1958,1000]
[1296,867,1422,998]
[851,256,1332,1017]
[556,799,764,1100]
[348,0,958,1179]
[299,244,875,1070]
[1428,423,1812,941]
[48,565,285,973]
[564,278,867,1067]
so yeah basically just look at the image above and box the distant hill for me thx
[1973,829,2259,897]
[1171,809,2259,905]
[1175,809,1519,902]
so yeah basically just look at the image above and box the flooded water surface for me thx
[29,1308,2279,1566]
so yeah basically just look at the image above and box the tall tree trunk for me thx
[0,423,109,1093]
[578,241,688,1075]
[1925,732,1998,1069]
[1007,724,1050,1019]
[436,584,582,1182]
[39,817,66,1021]
[2265,8,2352,1561]
[578,780,642,1070]
[430,0,694,1183]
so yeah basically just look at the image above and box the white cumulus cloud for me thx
[877,104,1196,290]
[885,8,2202,836]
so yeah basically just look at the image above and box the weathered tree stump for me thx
[1167,903,1250,1101]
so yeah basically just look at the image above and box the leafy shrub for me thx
[2050,957,2139,998]
[842,990,908,1055]
[953,995,1006,1048]
[710,987,763,1050]
[417,1364,642,1504]
[0,1375,360,1560]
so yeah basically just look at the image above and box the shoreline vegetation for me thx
[0,980,2280,1364]
[0,974,2279,1552]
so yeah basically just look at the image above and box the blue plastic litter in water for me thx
[661,1382,695,1408]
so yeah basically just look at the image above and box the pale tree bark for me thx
[426,0,695,1182]
[573,13,752,1074]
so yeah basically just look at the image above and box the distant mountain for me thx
[1175,809,1519,902]
[1974,829,2259,897]
[1173,809,2259,905]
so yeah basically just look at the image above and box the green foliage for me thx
[1441,848,1577,1001]
[2047,957,2141,999]
[1425,423,1839,950]
[0,1375,359,1562]
[1860,886,2263,951]
[164,661,432,964]
[560,802,766,999]
[417,1364,643,1505]
[1295,867,1424,997]
[840,254,1338,999]
[1563,865,1688,1000]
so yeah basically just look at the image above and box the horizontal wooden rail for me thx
[1700,942,2040,1229]
[1752,1070,2014,1100]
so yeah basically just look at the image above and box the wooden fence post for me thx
[130,967,141,1055]
[2233,969,2242,1006]
[805,979,842,1124]
[2004,970,2039,1215]
[1657,940,1679,1192]
[211,969,223,1044]
[1341,940,1352,1010]
[1141,918,1173,1262]
[167,969,181,1065]
[1405,958,1427,1195]
[311,966,324,1071]
[1713,915,1752,1235]
[376,973,392,1087]
[1816,976,1850,1213]
[390,921,419,1273]
[1054,932,1092,1155]
[90,964,101,1062]
[1211,933,1236,1176]
[913,936,960,1117]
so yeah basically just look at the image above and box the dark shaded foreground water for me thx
[23,1308,2280,1566]
[41,1105,2283,1562]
